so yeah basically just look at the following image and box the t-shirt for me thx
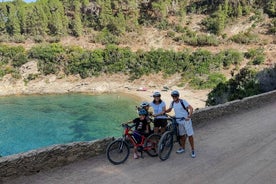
[150,101,166,119]
[133,118,148,134]
[169,99,190,119]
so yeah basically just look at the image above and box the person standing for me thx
[150,91,167,134]
[165,90,196,158]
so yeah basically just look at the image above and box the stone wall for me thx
[0,90,275,180]
[192,90,276,125]
[0,138,114,179]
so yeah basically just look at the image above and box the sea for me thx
[0,93,139,156]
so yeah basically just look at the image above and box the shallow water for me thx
[0,93,139,156]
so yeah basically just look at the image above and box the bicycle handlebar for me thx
[121,123,135,129]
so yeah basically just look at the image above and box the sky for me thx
[23,0,36,2]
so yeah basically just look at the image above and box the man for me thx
[165,90,196,158]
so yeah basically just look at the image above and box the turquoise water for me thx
[0,94,138,156]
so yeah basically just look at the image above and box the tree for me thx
[71,1,83,37]
[0,3,8,34]
[47,0,67,35]
[25,4,48,35]
[6,3,21,35]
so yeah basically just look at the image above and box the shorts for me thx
[154,118,167,128]
[133,130,142,144]
[176,119,194,136]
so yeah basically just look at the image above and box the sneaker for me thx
[191,150,196,158]
[134,153,139,159]
[176,148,185,154]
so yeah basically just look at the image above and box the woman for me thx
[150,91,167,134]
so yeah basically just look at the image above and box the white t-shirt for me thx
[150,101,166,119]
[169,99,189,119]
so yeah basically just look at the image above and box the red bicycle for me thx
[106,123,161,165]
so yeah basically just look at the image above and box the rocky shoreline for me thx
[0,60,209,108]
[0,74,209,109]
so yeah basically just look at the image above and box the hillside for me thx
[0,0,275,106]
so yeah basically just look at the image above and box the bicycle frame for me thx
[165,115,180,138]
[122,124,149,151]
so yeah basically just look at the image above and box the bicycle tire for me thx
[144,134,161,157]
[158,131,174,161]
[106,139,130,165]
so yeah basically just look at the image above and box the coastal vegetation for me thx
[1,43,244,89]
[0,0,275,106]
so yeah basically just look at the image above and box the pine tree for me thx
[48,0,67,35]
[97,0,113,28]
[0,3,8,34]
[26,4,48,36]
[237,3,243,17]
[72,1,83,37]
[6,3,21,35]
[16,2,27,35]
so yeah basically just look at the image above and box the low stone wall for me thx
[0,90,275,180]
[192,90,276,125]
[0,138,114,179]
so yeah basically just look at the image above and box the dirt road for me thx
[3,101,276,184]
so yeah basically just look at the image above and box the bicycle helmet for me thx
[138,109,147,115]
[153,91,161,97]
[171,90,180,97]
[140,101,150,107]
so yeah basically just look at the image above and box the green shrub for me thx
[166,31,175,38]
[230,32,259,44]
[0,68,6,78]
[12,53,28,67]
[245,48,265,65]
[0,35,9,43]
[47,36,61,43]
[202,7,226,35]
[252,55,265,65]
[269,18,276,34]
[11,35,26,43]
[173,25,187,33]
[11,70,21,79]
[28,44,65,75]
[190,73,226,89]
[27,73,39,81]
[217,49,243,69]
[206,67,261,106]
[95,28,119,45]
[33,35,44,43]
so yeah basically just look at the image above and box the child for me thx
[139,101,153,129]
[125,109,150,159]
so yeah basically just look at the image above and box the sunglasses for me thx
[171,95,178,98]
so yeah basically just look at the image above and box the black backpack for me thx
[171,99,189,115]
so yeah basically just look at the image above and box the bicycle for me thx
[158,114,183,161]
[106,123,161,165]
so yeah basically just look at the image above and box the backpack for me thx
[171,99,189,115]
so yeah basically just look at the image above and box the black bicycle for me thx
[158,114,182,161]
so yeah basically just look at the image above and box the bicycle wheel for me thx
[167,122,178,143]
[106,139,130,165]
[158,131,174,161]
[144,134,161,157]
